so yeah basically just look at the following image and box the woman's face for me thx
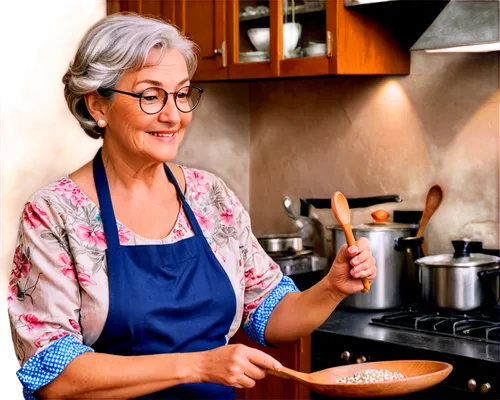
[104,47,193,163]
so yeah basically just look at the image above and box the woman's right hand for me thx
[197,344,283,388]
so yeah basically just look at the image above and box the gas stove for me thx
[371,306,500,345]
[268,251,328,291]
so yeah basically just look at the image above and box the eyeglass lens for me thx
[140,86,201,114]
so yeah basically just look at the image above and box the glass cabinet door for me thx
[282,0,326,59]
[279,0,330,76]
[228,0,276,79]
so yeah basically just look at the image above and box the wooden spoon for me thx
[331,192,370,293]
[416,184,444,255]
[267,360,453,398]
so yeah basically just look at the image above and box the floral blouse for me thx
[7,166,298,399]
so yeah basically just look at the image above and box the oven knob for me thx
[480,383,491,394]
[467,379,477,392]
[356,355,367,364]
[340,351,351,362]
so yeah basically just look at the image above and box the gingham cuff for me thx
[243,276,299,346]
[17,334,94,398]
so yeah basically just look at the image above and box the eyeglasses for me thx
[98,85,203,114]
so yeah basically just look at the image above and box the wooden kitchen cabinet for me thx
[107,1,175,23]
[107,0,409,79]
[106,0,228,80]
[230,329,311,400]
[182,0,229,81]
[225,0,409,78]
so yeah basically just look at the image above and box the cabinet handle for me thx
[481,383,491,394]
[213,41,227,68]
[356,355,367,364]
[326,31,332,58]
[467,379,477,392]
[340,351,351,362]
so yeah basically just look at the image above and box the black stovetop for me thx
[371,305,500,345]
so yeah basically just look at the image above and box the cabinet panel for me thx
[332,0,410,74]
[107,1,175,25]
[107,0,140,14]
[141,0,166,22]
[230,330,311,399]
[185,0,228,81]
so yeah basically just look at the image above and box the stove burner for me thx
[371,307,500,344]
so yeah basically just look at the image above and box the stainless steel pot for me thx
[415,241,500,312]
[330,222,417,310]
[257,233,303,253]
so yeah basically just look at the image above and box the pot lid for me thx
[328,222,417,231]
[416,240,500,267]
[415,253,500,268]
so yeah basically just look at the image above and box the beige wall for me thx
[0,2,250,298]
[249,51,500,256]
[1,2,105,298]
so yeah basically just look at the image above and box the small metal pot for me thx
[257,233,303,253]
[330,222,417,310]
[415,241,500,312]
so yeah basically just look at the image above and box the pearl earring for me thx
[97,119,107,128]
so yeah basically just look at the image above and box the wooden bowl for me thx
[303,360,452,397]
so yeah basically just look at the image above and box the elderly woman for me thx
[7,13,376,400]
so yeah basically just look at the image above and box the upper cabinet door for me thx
[278,0,330,77]
[107,0,140,14]
[227,0,278,79]
[106,1,176,34]
[182,0,228,81]
[331,0,410,75]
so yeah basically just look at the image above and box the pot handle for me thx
[477,269,500,279]
[394,236,424,252]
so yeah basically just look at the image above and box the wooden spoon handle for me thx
[342,222,370,293]
[267,366,308,382]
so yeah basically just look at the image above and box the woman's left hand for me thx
[325,237,376,299]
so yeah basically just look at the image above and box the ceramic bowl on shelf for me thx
[304,41,326,57]
[248,27,270,52]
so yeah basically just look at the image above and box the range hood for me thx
[412,0,500,52]
[345,0,500,53]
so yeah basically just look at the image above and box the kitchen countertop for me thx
[315,309,500,364]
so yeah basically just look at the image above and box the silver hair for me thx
[62,13,198,139]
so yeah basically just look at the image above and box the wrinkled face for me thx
[104,47,193,163]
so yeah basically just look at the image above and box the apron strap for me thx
[92,147,204,243]
[93,148,120,248]
[163,164,204,237]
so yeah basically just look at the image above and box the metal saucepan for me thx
[330,221,417,310]
[415,240,500,312]
[257,233,303,254]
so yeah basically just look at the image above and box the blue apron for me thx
[91,148,237,399]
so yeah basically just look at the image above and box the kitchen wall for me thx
[0,2,250,299]
[249,51,500,256]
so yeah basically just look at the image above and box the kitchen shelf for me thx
[239,4,325,22]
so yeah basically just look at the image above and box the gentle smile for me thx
[147,132,175,137]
